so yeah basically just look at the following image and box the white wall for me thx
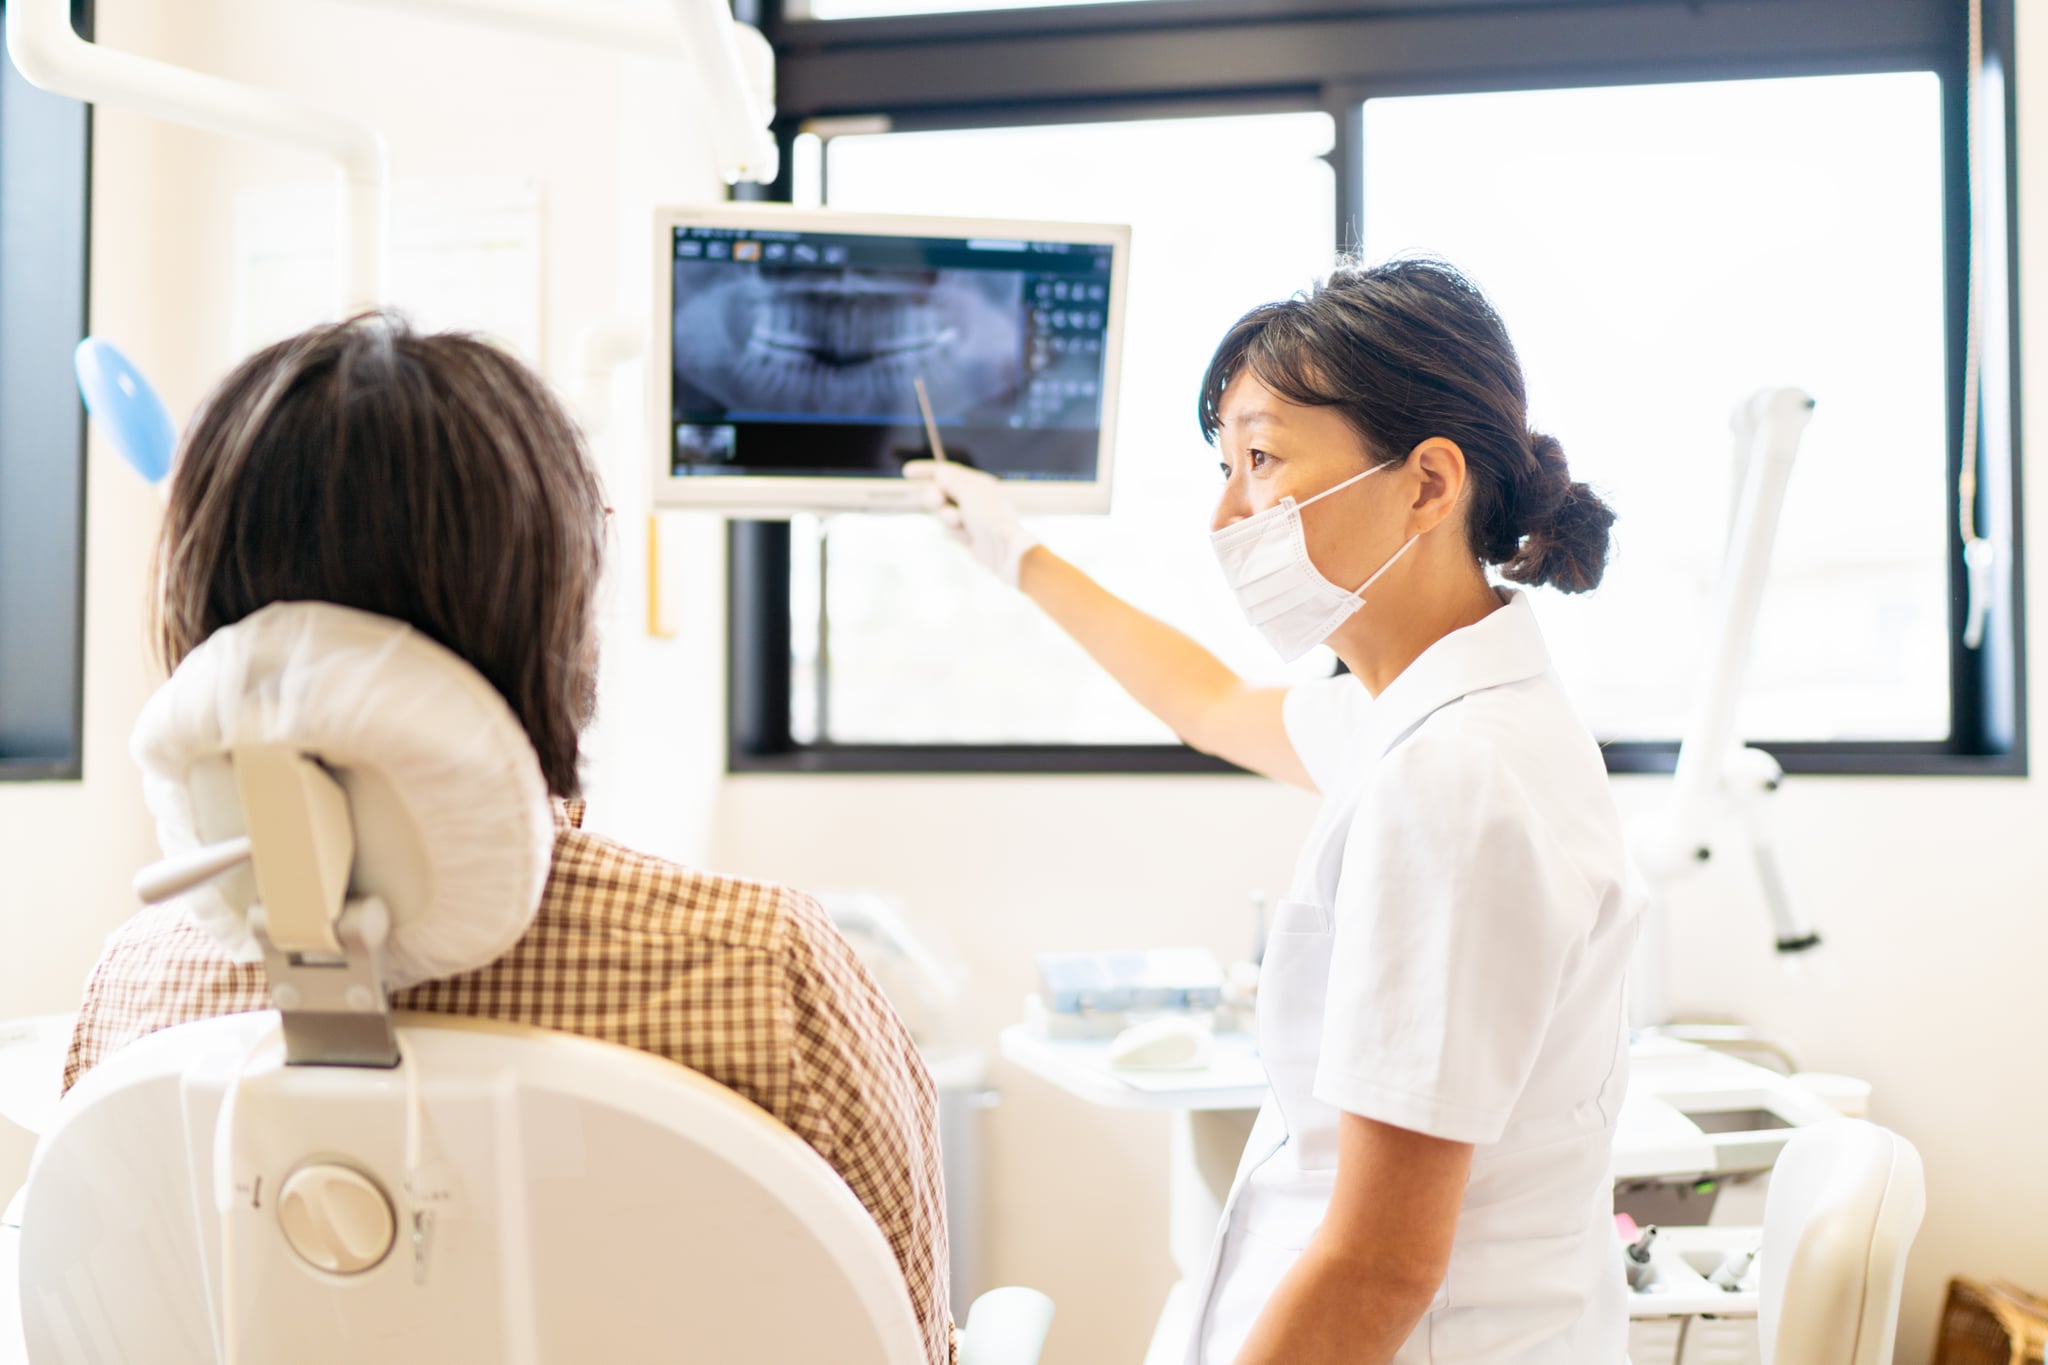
[2,4,2044,1364]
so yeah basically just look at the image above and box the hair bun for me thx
[1499,431,1615,593]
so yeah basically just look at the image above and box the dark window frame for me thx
[0,0,94,782]
[728,0,2025,778]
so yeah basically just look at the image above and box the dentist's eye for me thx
[1248,449,1270,470]
[1218,461,1231,480]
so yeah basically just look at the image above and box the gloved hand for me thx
[903,460,1041,589]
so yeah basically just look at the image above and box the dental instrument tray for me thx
[1035,948,1224,1016]
[651,203,1129,516]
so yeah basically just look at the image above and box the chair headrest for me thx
[132,602,557,990]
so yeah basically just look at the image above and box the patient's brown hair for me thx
[154,312,607,798]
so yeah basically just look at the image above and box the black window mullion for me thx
[1970,0,2027,765]
[1943,38,1980,762]
[772,0,1955,125]
[727,519,795,769]
[1323,85,1364,255]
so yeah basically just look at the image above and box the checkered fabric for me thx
[64,800,955,1365]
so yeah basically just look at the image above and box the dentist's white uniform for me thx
[1187,590,1636,1364]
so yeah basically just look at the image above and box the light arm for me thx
[1650,388,1813,872]
[1726,748,1820,952]
[1631,387,1818,1026]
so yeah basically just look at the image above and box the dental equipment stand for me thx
[1631,388,1819,1030]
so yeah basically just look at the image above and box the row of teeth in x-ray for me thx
[754,293,952,365]
[730,338,963,413]
[679,275,1023,417]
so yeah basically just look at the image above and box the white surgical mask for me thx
[1211,462,1420,663]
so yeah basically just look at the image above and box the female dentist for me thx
[908,258,1637,1364]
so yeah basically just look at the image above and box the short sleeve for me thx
[1282,674,1370,794]
[1311,721,1592,1145]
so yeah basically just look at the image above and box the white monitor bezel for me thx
[650,203,1129,517]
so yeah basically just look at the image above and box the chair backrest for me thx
[17,1011,927,1365]
[1759,1118,1926,1365]
[1,1196,23,1365]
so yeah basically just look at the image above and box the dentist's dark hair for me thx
[1198,256,1614,592]
[154,311,608,798]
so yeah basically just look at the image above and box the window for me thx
[789,112,1335,747]
[0,0,93,781]
[733,0,2022,775]
[1361,74,1949,744]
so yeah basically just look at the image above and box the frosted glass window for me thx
[793,112,1336,745]
[1363,74,1950,741]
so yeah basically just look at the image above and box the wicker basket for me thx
[1935,1279,2048,1365]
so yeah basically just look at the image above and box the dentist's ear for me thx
[1403,438,1470,537]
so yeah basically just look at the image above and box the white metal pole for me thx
[1652,388,1814,871]
[1629,387,1815,1028]
[6,0,388,311]
[666,0,777,183]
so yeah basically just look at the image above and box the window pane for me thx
[807,113,1335,744]
[0,25,90,774]
[1363,74,1949,741]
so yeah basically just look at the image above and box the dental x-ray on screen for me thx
[651,205,1129,514]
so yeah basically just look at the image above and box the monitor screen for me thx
[652,206,1128,514]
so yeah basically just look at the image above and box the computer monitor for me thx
[650,204,1129,515]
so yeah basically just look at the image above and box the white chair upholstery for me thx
[1,1191,22,1365]
[7,602,1051,1364]
[1758,1118,1926,1365]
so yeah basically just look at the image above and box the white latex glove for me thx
[903,460,1041,588]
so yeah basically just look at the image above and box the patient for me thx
[64,313,956,1365]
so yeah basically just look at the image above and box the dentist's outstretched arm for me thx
[906,461,1313,791]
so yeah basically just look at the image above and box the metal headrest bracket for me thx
[234,744,399,1068]
[133,743,402,1068]
[250,896,400,1069]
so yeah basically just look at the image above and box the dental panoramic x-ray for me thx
[651,205,1129,514]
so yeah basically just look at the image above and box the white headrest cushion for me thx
[131,601,557,990]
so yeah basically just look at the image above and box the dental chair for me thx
[5,602,1051,1365]
[1759,1119,1926,1365]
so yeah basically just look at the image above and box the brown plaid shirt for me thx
[65,801,954,1365]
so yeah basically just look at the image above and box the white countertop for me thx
[999,1026,1268,1112]
[0,1015,73,1138]
[1002,1022,1846,1183]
